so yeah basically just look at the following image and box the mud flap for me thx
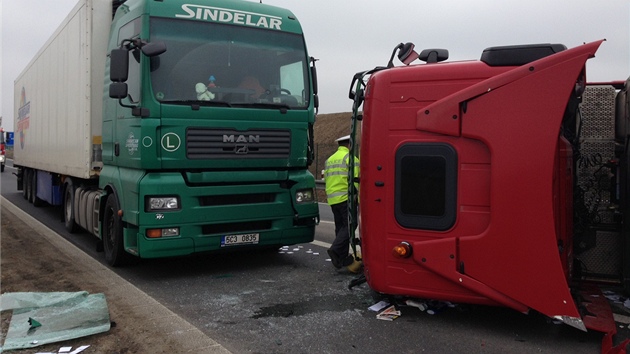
[576,285,629,354]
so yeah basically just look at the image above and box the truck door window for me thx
[395,143,457,231]
[149,18,309,109]
[280,61,306,105]
[118,18,141,103]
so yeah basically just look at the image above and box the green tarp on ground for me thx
[0,291,110,352]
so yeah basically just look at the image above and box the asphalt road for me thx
[0,159,622,353]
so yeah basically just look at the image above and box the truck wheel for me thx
[63,180,77,233]
[31,170,43,207]
[22,169,29,199]
[24,169,32,201]
[103,193,133,266]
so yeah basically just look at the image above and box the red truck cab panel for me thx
[360,41,603,329]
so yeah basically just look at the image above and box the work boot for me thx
[347,259,363,273]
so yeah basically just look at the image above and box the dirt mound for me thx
[310,112,360,180]
[314,112,354,146]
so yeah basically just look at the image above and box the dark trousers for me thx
[330,201,351,261]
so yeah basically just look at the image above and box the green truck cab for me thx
[102,0,319,265]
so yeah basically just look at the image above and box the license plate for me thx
[221,233,259,247]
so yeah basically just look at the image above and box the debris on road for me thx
[278,245,320,256]
[376,305,401,321]
[368,300,390,312]
[404,299,427,311]
[35,345,90,354]
[0,291,110,351]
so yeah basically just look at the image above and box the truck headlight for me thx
[146,196,180,211]
[295,188,315,204]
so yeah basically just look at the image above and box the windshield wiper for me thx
[160,100,293,112]
[160,100,232,108]
[232,102,291,112]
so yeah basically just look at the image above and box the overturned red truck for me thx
[348,40,629,348]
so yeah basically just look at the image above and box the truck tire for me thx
[24,169,32,201]
[22,169,29,199]
[103,193,133,266]
[63,179,78,233]
[31,170,43,207]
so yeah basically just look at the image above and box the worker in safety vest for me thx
[324,135,361,272]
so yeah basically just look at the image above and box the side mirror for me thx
[110,48,129,82]
[310,57,318,95]
[418,49,449,63]
[348,71,365,100]
[310,57,319,111]
[141,41,167,57]
[398,42,419,65]
[109,82,128,99]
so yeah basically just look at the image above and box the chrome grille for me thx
[187,128,291,159]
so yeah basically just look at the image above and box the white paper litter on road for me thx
[368,300,390,312]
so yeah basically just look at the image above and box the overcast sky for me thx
[2,0,629,131]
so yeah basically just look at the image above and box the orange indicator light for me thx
[392,242,412,258]
[146,229,162,238]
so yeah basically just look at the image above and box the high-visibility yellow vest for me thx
[324,146,359,205]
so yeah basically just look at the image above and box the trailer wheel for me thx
[24,169,32,201]
[30,170,43,207]
[63,179,77,233]
[103,193,132,267]
[22,169,29,199]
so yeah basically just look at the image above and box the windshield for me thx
[150,18,310,109]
